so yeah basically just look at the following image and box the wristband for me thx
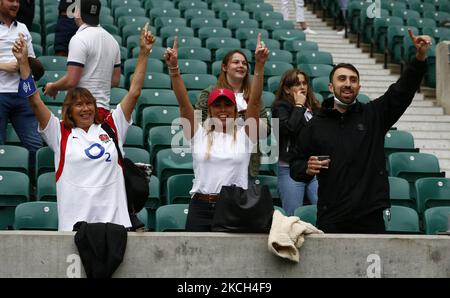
[18,74,37,98]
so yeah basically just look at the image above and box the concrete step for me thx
[332,53,371,59]
[399,115,450,122]
[361,93,426,101]
[357,69,392,76]
[396,122,450,131]
[306,38,352,45]
[413,131,450,139]
[408,100,437,107]
[404,107,444,115]
[422,149,450,159]
[319,47,364,54]
[333,57,378,64]
[415,139,450,150]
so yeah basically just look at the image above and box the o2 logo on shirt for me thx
[84,143,111,162]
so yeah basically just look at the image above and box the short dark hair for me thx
[329,63,360,83]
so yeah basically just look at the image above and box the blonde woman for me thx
[164,34,269,231]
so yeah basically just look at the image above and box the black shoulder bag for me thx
[211,183,274,233]
[101,123,150,229]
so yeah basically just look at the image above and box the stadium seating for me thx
[155,204,189,231]
[389,176,414,209]
[415,178,450,214]
[14,201,58,230]
[384,205,420,234]
[166,173,195,204]
[293,205,317,226]
[423,206,450,235]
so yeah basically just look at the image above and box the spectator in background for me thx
[272,69,320,216]
[44,0,121,121]
[16,0,34,31]
[0,0,42,170]
[289,30,432,234]
[54,0,78,56]
[12,24,155,231]
[280,0,316,34]
[337,0,348,35]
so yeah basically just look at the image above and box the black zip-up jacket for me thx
[290,58,427,226]
[272,100,318,163]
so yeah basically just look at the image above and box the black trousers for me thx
[318,209,386,234]
[185,198,216,232]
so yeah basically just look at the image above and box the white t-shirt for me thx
[235,92,247,112]
[67,24,120,109]
[39,104,131,231]
[0,20,35,92]
[189,124,255,195]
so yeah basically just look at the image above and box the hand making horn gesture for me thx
[408,28,432,61]
[254,33,269,65]
[140,22,155,55]
[164,36,179,71]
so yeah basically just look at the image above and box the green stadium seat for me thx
[37,70,67,87]
[102,24,120,35]
[215,48,252,63]
[30,31,41,45]
[14,201,58,230]
[383,206,420,234]
[422,27,450,44]
[243,2,274,18]
[0,171,30,229]
[188,90,201,105]
[415,178,450,214]
[166,173,195,204]
[160,26,194,46]
[226,18,259,33]
[423,11,450,27]
[293,205,317,226]
[297,63,333,80]
[124,58,164,84]
[110,88,128,106]
[121,21,153,41]
[35,146,55,179]
[38,56,67,71]
[145,175,161,230]
[154,17,186,35]
[423,206,450,235]
[178,59,208,74]
[267,75,281,93]
[245,38,280,50]
[235,28,269,42]
[190,17,223,33]
[155,204,189,231]
[372,17,404,53]
[388,152,444,200]
[198,27,232,42]
[211,2,241,13]
[147,125,185,165]
[36,172,56,201]
[124,126,144,148]
[111,0,142,13]
[384,130,418,158]
[357,93,371,104]
[406,17,436,35]
[387,26,420,63]
[115,7,146,23]
[149,8,181,25]
[136,208,149,229]
[123,147,150,164]
[312,76,332,99]
[391,8,421,23]
[100,14,114,25]
[219,10,249,21]
[262,91,276,108]
[33,44,43,57]
[272,29,306,43]
[132,45,166,60]
[205,37,241,50]
[296,51,333,65]
[45,33,55,47]
[136,89,178,124]
[167,36,202,48]
[409,2,436,16]
[184,9,216,25]
[182,74,217,90]
[389,176,414,209]
[155,148,193,194]
[253,11,283,22]
[47,106,63,119]
[0,145,29,174]
[141,106,181,138]
[283,40,319,52]
[262,20,295,33]
[144,0,175,10]
[178,47,211,62]
[139,72,171,89]
[178,1,208,15]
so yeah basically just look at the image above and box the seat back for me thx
[166,173,195,204]
[415,178,450,214]
[0,145,29,174]
[155,204,189,231]
[36,172,56,201]
[423,206,450,235]
[384,206,420,234]
[14,201,58,230]
[293,205,317,226]
[388,176,414,209]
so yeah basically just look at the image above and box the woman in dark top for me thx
[272,68,321,215]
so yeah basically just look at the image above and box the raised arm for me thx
[12,34,51,130]
[245,33,269,141]
[120,23,155,121]
[164,37,196,139]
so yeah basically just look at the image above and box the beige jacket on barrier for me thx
[268,210,323,263]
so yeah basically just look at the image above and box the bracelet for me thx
[295,104,304,108]
[18,74,37,98]
[169,71,180,77]
[168,65,179,70]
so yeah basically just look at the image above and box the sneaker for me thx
[337,29,345,35]
[303,27,317,34]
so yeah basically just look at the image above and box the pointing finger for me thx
[173,36,178,51]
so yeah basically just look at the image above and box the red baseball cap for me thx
[207,88,236,106]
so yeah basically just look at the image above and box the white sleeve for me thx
[67,35,87,66]
[38,113,62,153]
[114,42,121,67]
[24,27,35,58]
[111,104,132,147]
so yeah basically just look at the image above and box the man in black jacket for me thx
[290,30,432,233]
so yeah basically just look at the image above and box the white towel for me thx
[268,210,323,262]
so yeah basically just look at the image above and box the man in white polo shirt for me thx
[44,0,121,121]
[0,0,42,168]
